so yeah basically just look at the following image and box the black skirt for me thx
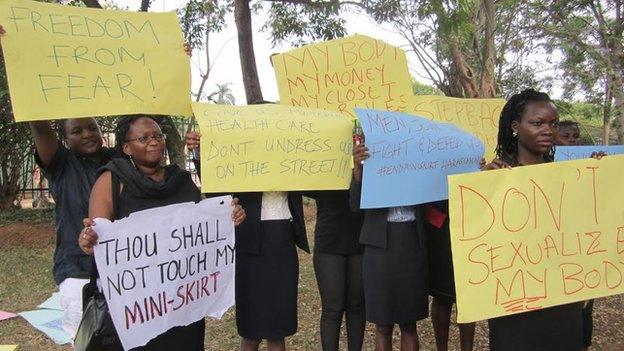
[235,220,299,339]
[362,221,429,325]
[131,319,205,351]
[425,213,456,305]
[488,303,583,351]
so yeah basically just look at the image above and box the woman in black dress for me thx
[186,128,309,351]
[350,144,429,351]
[79,116,246,350]
[483,89,583,351]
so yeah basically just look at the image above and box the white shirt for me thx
[387,206,416,222]
[260,191,292,220]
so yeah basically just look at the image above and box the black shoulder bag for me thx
[74,174,124,351]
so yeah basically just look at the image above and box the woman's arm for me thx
[79,171,115,255]
[349,143,369,212]
[29,122,60,168]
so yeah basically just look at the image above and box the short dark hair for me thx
[114,115,158,158]
[495,89,555,164]
[558,120,580,130]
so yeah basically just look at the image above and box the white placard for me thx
[93,196,235,350]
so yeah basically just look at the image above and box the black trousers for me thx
[582,299,594,348]
[313,252,365,351]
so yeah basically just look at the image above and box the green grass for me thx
[0,209,55,225]
[1,204,623,350]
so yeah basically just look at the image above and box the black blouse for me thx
[306,190,364,255]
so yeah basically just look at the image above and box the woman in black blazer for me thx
[234,191,309,351]
[350,143,429,351]
[186,132,309,351]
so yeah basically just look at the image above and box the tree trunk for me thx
[448,35,479,98]
[0,159,20,209]
[610,72,624,144]
[603,75,612,145]
[154,116,186,168]
[614,94,624,144]
[479,0,498,98]
[234,0,263,104]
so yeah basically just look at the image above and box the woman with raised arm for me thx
[483,89,583,351]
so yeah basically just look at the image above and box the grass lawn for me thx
[1,205,623,350]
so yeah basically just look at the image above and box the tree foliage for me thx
[208,83,236,105]
[262,1,347,46]
[527,0,624,143]
[412,79,441,95]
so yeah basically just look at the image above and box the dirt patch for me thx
[303,201,316,223]
[0,222,55,249]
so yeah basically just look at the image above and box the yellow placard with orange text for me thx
[0,0,192,121]
[193,103,353,192]
[272,35,412,119]
[448,155,624,322]
[407,95,505,160]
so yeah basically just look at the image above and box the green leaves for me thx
[178,0,232,49]
[263,1,348,47]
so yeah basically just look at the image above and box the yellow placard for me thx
[407,95,504,160]
[0,346,19,351]
[448,156,624,323]
[0,0,192,121]
[272,35,412,119]
[193,103,353,192]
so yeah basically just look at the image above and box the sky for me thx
[103,0,436,105]
[112,0,559,104]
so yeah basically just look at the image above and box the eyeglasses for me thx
[125,133,167,144]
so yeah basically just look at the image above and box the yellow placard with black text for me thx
[0,0,192,121]
[193,103,354,192]
[272,35,413,119]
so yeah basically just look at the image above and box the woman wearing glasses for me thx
[79,115,246,350]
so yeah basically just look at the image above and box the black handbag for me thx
[73,261,124,351]
[74,173,124,351]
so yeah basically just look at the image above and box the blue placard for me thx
[356,108,484,209]
[555,145,624,161]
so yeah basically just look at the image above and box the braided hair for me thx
[114,115,158,159]
[495,89,556,164]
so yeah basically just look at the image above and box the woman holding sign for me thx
[79,116,246,350]
[350,144,429,351]
[483,89,583,351]
[186,121,309,351]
